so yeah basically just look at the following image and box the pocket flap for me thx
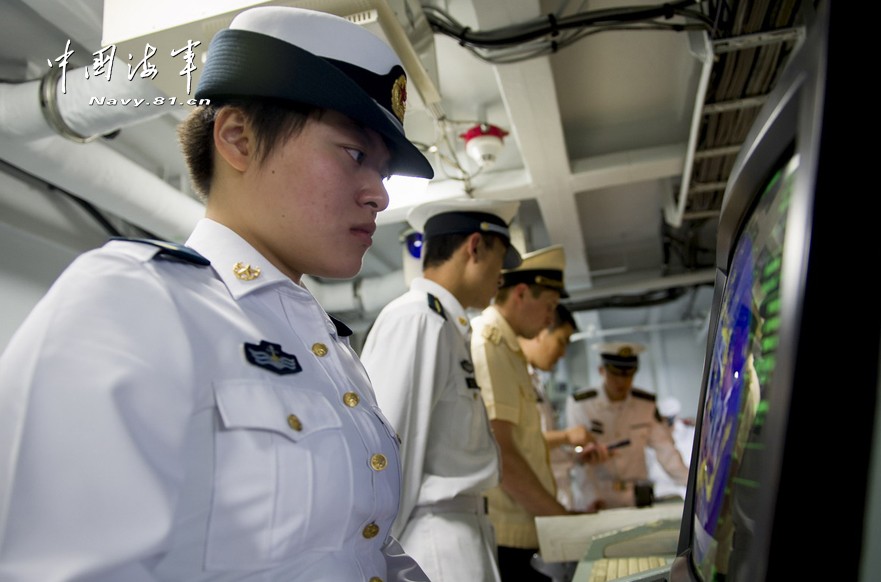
[214,380,342,441]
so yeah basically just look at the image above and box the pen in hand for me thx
[574,438,630,454]
[606,438,631,450]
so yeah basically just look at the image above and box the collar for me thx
[185,218,305,300]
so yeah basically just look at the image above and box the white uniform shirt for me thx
[0,218,427,582]
[360,278,500,581]
[646,418,695,500]
[566,386,688,509]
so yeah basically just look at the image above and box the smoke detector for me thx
[460,124,508,168]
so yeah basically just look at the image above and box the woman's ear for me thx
[213,107,252,172]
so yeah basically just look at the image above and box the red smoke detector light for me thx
[459,124,509,167]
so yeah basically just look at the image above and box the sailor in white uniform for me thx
[361,198,522,582]
[0,6,433,581]
[566,342,689,509]
[646,396,696,500]
[522,304,589,511]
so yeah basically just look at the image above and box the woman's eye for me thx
[345,147,366,164]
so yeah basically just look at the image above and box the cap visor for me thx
[503,245,522,269]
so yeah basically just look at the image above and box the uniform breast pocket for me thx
[443,374,491,448]
[629,424,651,449]
[620,424,651,479]
[206,379,347,569]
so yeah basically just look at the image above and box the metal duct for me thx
[0,60,204,242]
[0,59,403,319]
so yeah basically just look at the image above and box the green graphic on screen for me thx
[692,153,797,581]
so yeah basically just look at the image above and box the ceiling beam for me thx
[469,0,592,289]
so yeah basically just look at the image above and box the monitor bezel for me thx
[670,4,829,580]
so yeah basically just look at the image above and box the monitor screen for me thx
[691,146,796,581]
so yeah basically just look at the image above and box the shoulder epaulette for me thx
[427,293,446,320]
[480,324,502,345]
[110,237,210,266]
[573,389,598,401]
[329,315,353,338]
[631,388,657,401]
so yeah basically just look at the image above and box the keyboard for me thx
[587,555,670,582]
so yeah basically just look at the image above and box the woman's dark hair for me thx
[177,99,322,199]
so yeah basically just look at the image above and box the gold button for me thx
[362,522,380,538]
[311,343,328,357]
[343,392,360,407]
[232,262,261,281]
[287,414,302,431]
[370,454,388,471]
[369,578,383,582]
[458,316,467,326]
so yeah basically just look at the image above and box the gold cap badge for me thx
[391,75,407,123]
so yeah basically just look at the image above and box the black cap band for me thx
[423,211,509,241]
[501,269,569,298]
[602,354,638,375]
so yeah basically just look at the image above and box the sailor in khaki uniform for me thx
[566,342,689,510]
[361,198,521,582]
[0,7,432,581]
[471,245,575,582]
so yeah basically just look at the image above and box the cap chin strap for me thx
[479,221,510,240]
[534,275,564,290]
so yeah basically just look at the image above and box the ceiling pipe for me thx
[664,30,714,229]
[0,59,404,317]
[0,134,203,243]
[0,60,204,241]
[1,57,170,141]
[570,317,705,343]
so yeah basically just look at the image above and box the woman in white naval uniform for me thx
[0,7,433,581]
[361,199,522,582]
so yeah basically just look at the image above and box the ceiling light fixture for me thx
[460,123,508,168]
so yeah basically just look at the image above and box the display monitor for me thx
[688,120,795,582]
[667,3,878,581]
